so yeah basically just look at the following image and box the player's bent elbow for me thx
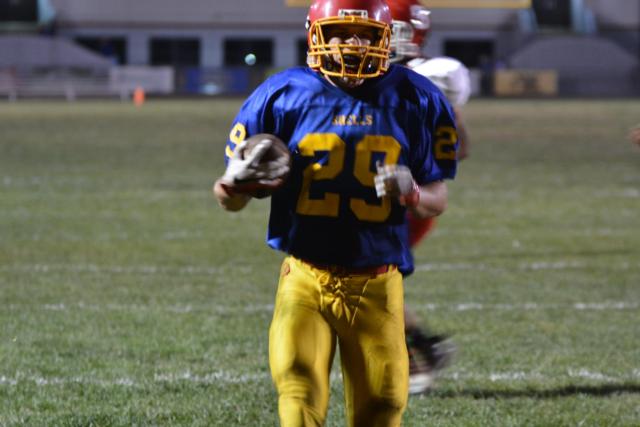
[427,199,448,218]
[412,182,448,218]
[431,199,448,217]
[408,200,446,220]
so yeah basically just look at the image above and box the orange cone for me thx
[133,87,146,106]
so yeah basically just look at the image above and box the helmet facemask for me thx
[389,5,430,63]
[390,19,420,61]
[307,13,391,86]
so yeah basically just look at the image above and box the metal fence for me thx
[1,64,638,101]
[0,66,173,100]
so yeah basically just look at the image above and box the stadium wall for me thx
[2,0,639,97]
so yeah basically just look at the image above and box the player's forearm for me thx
[213,179,251,211]
[407,181,448,219]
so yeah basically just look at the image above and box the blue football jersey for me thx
[224,65,458,275]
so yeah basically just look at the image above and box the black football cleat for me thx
[407,332,456,395]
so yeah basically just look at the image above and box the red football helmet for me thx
[387,0,431,62]
[306,0,392,81]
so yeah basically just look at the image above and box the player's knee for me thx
[373,393,407,413]
[275,371,328,427]
[273,368,313,397]
[271,357,313,389]
[369,376,408,420]
[278,395,325,427]
[272,362,329,410]
[354,396,406,427]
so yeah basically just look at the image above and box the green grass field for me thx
[1,99,639,426]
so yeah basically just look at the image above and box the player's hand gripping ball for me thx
[221,133,291,198]
[374,162,420,207]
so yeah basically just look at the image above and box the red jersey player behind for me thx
[388,0,472,394]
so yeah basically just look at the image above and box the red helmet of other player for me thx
[307,0,392,81]
[387,0,431,62]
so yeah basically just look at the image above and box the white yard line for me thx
[1,264,638,315]
[2,259,639,276]
[413,302,640,312]
[19,301,636,314]
[1,369,638,388]
[445,370,630,383]
[415,260,640,272]
[0,263,244,275]
[2,300,638,315]
[35,302,276,314]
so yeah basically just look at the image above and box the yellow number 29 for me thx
[296,133,401,222]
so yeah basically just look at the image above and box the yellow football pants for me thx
[269,256,409,427]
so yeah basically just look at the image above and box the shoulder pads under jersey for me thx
[409,56,471,106]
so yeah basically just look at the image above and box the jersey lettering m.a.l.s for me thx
[224,65,458,275]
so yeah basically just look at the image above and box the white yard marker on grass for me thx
[2,260,638,280]
[1,369,638,388]
[16,301,637,314]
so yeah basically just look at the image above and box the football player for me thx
[387,0,472,395]
[213,0,458,425]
